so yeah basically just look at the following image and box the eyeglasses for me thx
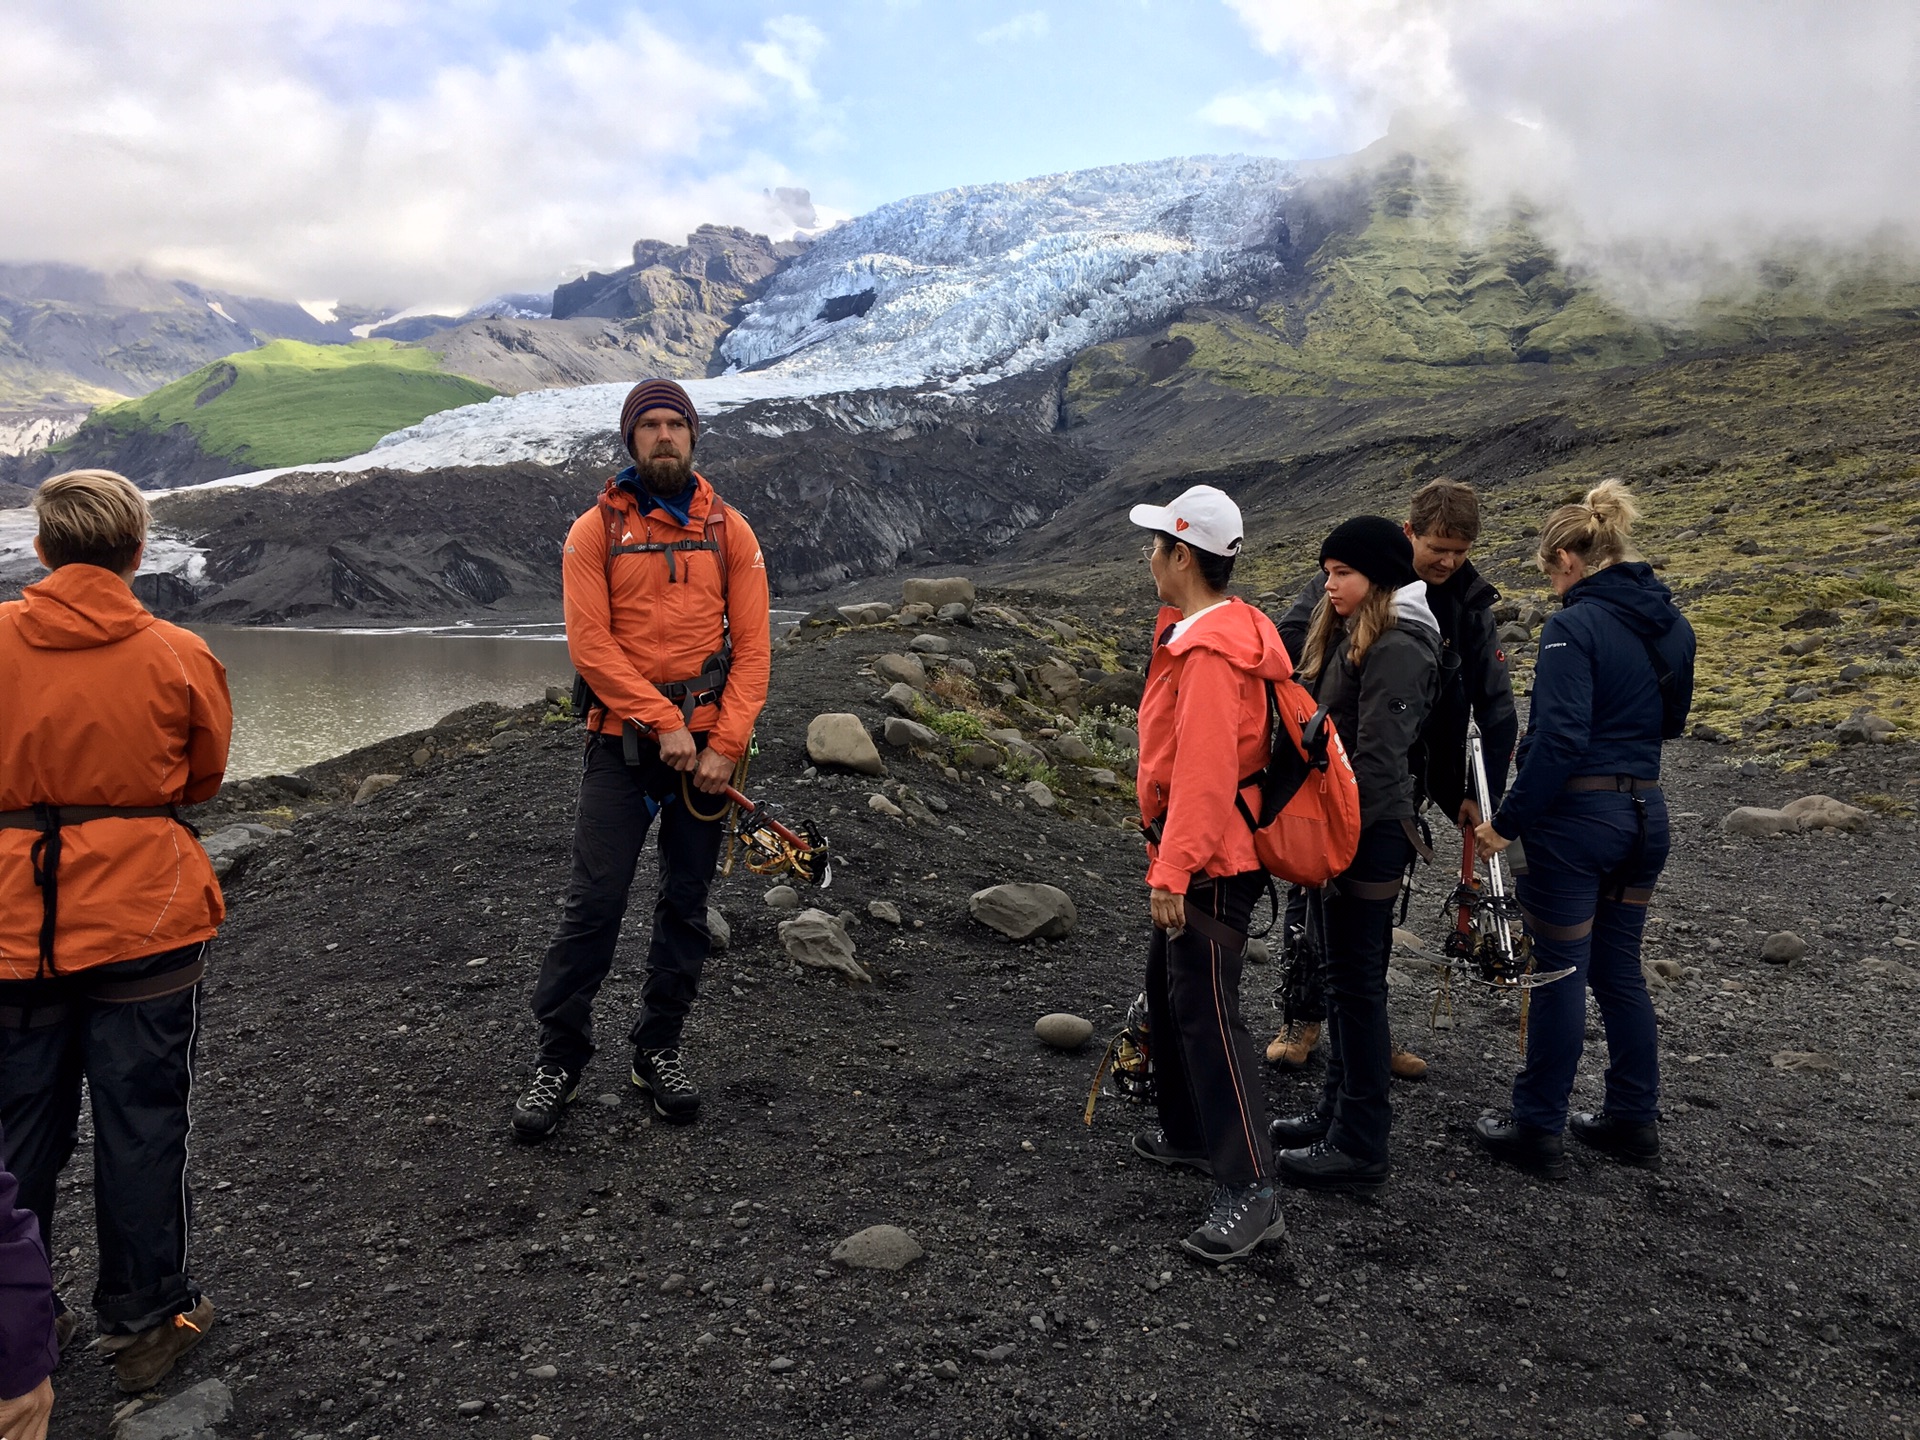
[1141,542,1158,560]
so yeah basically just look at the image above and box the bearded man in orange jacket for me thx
[0,470,230,1395]
[513,379,771,1140]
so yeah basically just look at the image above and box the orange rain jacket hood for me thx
[1136,598,1294,895]
[0,564,231,978]
[562,473,772,761]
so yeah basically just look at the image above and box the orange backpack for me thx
[1236,677,1362,887]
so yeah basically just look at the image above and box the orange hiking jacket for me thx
[1136,599,1294,895]
[562,474,772,762]
[0,564,231,978]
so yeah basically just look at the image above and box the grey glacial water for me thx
[193,624,571,780]
[193,612,807,780]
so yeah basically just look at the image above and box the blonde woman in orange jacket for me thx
[0,469,229,1395]
[1129,485,1291,1264]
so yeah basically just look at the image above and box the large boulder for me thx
[779,909,871,982]
[1723,806,1797,838]
[969,883,1077,941]
[1781,794,1872,832]
[838,601,894,625]
[807,714,885,775]
[831,1223,924,1270]
[873,653,927,689]
[1033,659,1083,701]
[901,577,976,609]
[883,717,938,749]
[1834,708,1897,745]
[882,683,927,717]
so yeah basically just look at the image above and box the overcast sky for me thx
[4,0,1916,308]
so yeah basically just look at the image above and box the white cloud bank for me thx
[1214,0,1920,295]
[0,2,831,306]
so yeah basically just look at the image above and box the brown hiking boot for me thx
[54,1310,76,1354]
[1264,1021,1321,1069]
[1390,1045,1429,1081]
[109,1297,213,1394]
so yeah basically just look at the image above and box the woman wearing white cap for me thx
[1128,483,1293,1263]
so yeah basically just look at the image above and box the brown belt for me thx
[1565,775,1660,793]
[0,803,193,978]
[0,948,207,1029]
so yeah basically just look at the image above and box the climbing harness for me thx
[1084,991,1153,1125]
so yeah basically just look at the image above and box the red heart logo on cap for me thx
[1174,517,1189,531]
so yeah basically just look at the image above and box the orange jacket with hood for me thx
[1135,598,1293,895]
[0,564,231,979]
[562,473,772,761]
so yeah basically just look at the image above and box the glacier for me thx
[185,154,1297,488]
[719,153,1297,383]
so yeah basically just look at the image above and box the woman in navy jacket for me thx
[1472,481,1695,1178]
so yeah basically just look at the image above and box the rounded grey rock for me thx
[1034,1013,1094,1049]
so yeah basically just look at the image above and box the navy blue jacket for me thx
[1493,562,1695,839]
[0,1119,57,1402]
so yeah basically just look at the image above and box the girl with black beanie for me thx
[1269,516,1441,1193]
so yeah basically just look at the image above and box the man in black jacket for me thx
[1266,479,1518,1078]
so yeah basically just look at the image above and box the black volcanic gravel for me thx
[40,595,1920,1440]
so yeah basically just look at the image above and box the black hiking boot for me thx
[1180,1182,1286,1264]
[1132,1128,1211,1175]
[1268,1108,1332,1148]
[1474,1114,1569,1180]
[632,1048,701,1122]
[511,1064,579,1141]
[1275,1138,1390,1195]
[1569,1110,1661,1167]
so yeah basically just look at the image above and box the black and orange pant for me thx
[1145,870,1272,1188]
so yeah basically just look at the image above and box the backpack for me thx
[570,484,733,724]
[1235,676,1362,888]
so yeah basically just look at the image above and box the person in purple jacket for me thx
[0,1119,57,1440]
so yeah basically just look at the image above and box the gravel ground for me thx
[42,590,1920,1440]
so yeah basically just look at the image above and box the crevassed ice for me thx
[189,153,1296,491]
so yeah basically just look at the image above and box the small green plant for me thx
[1857,573,1908,600]
[1002,753,1062,789]
[925,709,988,742]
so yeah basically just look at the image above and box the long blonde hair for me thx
[1298,584,1397,681]
[1537,478,1641,573]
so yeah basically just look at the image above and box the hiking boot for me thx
[1275,1138,1390,1195]
[1474,1114,1569,1180]
[1180,1182,1286,1264]
[1132,1128,1211,1176]
[1268,1108,1332,1148]
[1569,1110,1661,1167]
[54,1309,75,1355]
[1389,1045,1429,1081]
[511,1064,579,1142]
[109,1296,212,1394]
[632,1048,701,1122]
[1264,1021,1321,1069]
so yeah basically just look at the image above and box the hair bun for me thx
[1584,478,1640,535]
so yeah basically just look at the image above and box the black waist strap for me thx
[1177,903,1247,959]
[0,804,193,978]
[1565,775,1660,793]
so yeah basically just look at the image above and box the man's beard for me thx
[635,451,693,497]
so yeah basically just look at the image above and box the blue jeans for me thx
[1510,789,1671,1132]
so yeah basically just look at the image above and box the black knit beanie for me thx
[1319,515,1418,590]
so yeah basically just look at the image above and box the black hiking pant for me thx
[0,941,206,1335]
[1317,822,1414,1164]
[1146,871,1273,1189]
[532,733,726,1074]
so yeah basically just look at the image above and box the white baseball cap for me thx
[1128,484,1244,557]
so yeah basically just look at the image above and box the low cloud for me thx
[1216,0,1920,306]
[0,2,831,306]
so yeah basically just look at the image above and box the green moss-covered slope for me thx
[78,339,497,470]
[1069,151,1920,408]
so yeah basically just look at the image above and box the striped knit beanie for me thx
[619,378,699,455]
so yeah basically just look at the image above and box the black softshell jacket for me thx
[1301,594,1443,831]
